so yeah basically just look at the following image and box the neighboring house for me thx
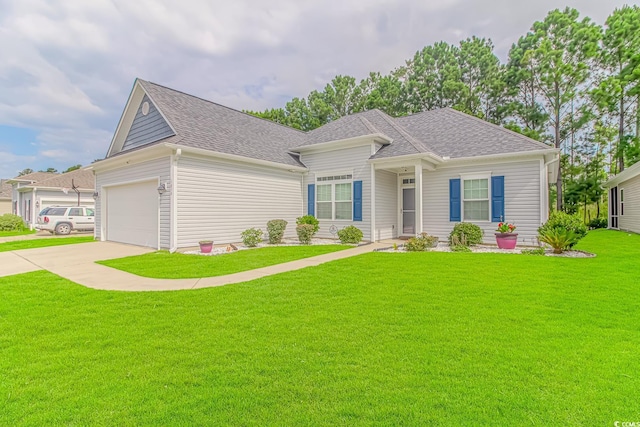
[89,78,559,250]
[0,179,12,215]
[7,169,95,228]
[604,161,640,233]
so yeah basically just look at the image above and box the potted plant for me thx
[199,240,213,253]
[495,222,518,249]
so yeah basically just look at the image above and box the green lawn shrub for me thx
[337,226,363,244]
[241,228,263,247]
[448,222,483,247]
[296,224,315,245]
[266,219,287,244]
[0,214,26,231]
[538,212,587,248]
[539,228,579,254]
[405,233,438,252]
[296,215,319,234]
[588,217,608,229]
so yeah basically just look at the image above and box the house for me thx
[604,161,640,233]
[7,169,95,228]
[89,78,559,250]
[0,179,12,215]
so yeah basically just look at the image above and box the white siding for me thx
[301,145,373,241]
[35,190,94,210]
[375,169,397,240]
[95,157,171,248]
[423,160,542,244]
[176,155,303,247]
[0,200,10,215]
[619,173,640,233]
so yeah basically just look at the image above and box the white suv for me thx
[35,206,95,235]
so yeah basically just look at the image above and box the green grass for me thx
[1,230,639,425]
[0,236,94,252]
[0,229,36,237]
[97,245,349,278]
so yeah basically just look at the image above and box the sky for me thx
[0,0,635,179]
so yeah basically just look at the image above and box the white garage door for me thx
[106,180,158,248]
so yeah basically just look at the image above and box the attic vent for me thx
[141,101,150,116]
[402,178,416,184]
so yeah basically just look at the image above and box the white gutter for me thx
[291,133,393,154]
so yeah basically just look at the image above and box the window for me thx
[463,178,489,221]
[621,188,624,216]
[69,208,82,216]
[86,208,95,216]
[316,174,353,220]
[402,178,415,185]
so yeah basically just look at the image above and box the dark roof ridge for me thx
[441,107,552,150]
[138,79,308,136]
[373,109,434,154]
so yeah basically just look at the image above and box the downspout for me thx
[170,148,181,253]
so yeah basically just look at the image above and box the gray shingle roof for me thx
[24,169,95,190]
[0,180,11,199]
[391,108,552,159]
[9,171,57,183]
[115,80,553,167]
[138,80,306,167]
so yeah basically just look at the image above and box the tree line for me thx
[247,6,640,220]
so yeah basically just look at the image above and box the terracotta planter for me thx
[495,233,518,249]
[199,241,213,253]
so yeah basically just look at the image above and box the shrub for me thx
[448,222,483,247]
[451,244,472,253]
[296,215,319,235]
[588,217,608,229]
[337,226,363,244]
[0,214,26,231]
[240,228,263,247]
[405,233,439,252]
[296,224,315,245]
[266,219,287,244]
[538,212,587,248]
[538,228,579,254]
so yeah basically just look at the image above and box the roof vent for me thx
[141,101,150,116]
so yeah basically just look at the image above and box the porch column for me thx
[414,162,423,234]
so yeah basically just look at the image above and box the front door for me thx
[402,187,415,235]
[610,186,618,229]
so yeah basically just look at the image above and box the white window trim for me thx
[316,172,354,221]
[460,173,492,223]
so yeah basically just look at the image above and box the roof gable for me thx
[122,94,175,152]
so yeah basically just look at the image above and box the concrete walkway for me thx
[0,241,388,292]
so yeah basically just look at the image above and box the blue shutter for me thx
[491,176,505,222]
[449,179,461,221]
[353,180,362,221]
[307,184,315,216]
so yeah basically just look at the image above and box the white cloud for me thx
[0,0,631,178]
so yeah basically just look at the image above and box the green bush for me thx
[296,215,319,235]
[539,228,579,254]
[448,222,483,247]
[538,212,587,248]
[451,244,472,253]
[588,217,608,229]
[266,219,287,244]
[240,228,263,247]
[0,214,26,231]
[405,233,439,252]
[296,224,315,245]
[337,226,363,244]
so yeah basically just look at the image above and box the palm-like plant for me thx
[538,229,579,254]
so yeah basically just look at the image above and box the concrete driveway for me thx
[0,240,387,292]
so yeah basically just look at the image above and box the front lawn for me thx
[0,230,638,425]
[0,236,94,252]
[97,245,349,278]
[0,229,36,237]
